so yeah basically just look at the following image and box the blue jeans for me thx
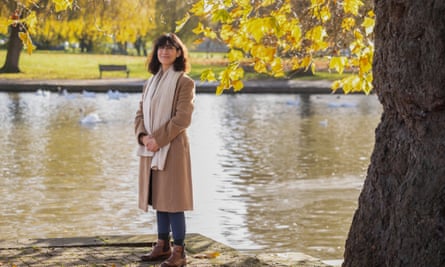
[156,211,186,246]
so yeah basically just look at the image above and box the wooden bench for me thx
[99,64,130,78]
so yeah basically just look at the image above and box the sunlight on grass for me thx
[4,51,148,79]
[0,50,348,81]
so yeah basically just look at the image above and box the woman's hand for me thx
[142,135,160,152]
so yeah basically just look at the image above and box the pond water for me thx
[0,91,382,261]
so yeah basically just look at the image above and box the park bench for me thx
[99,64,130,78]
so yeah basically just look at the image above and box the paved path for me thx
[0,234,333,267]
[0,78,335,94]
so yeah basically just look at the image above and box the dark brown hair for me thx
[147,33,189,74]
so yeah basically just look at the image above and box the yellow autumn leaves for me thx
[6,0,375,94]
[7,9,38,55]
[331,9,375,94]
[53,0,74,12]
[186,0,299,94]
[5,0,155,56]
[5,0,72,55]
[184,0,375,94]
[19,0,73,12]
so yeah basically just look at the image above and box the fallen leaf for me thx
[193,251,221,259]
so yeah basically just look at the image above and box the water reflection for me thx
[189,94,381,259]
[0,92,381,260]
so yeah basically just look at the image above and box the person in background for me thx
[134,33,195,267]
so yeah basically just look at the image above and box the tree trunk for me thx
[0,25,23,73]
[343,1,445,266]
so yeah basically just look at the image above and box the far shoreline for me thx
[0,78,349,94]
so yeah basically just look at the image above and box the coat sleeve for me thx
[134,83,149,145]
[152,76,195,147]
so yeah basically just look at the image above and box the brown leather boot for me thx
[140,239,171,262]
[160,245,186,267]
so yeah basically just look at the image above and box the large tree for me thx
[1,17,23,73]
[0,3,26,73]
[343,0,445,265]
[188,0,445,265]
[0,0,74,72]
[0,0,155,72]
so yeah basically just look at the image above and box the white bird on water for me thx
[319,119,328,127]
[79,108,102,125]
[35,89,51,97]
[82,90,96,98]
[60,89,76,99]
[107,89,128,100]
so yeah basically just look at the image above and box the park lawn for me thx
[0,50,229,80]
[0,51,150,80]
[0,50,349,81]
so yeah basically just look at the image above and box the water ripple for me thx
[0,92,381,260]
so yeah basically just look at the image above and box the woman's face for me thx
[157,44,181,70]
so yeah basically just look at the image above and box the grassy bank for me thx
[0,50,347,81]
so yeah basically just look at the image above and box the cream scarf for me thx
[137,66,183,170]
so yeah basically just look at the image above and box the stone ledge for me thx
[0,78,338,94]
[0,234,333,266]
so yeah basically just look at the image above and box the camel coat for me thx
[135,73,195,212]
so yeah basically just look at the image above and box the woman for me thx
[134,33,194,267]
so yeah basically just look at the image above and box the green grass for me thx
[0,50,149,79]
[0,50,348,81]
[0,50,231,80]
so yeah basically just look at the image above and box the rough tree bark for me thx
[343,0,445,266]
[0,24,23,73]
